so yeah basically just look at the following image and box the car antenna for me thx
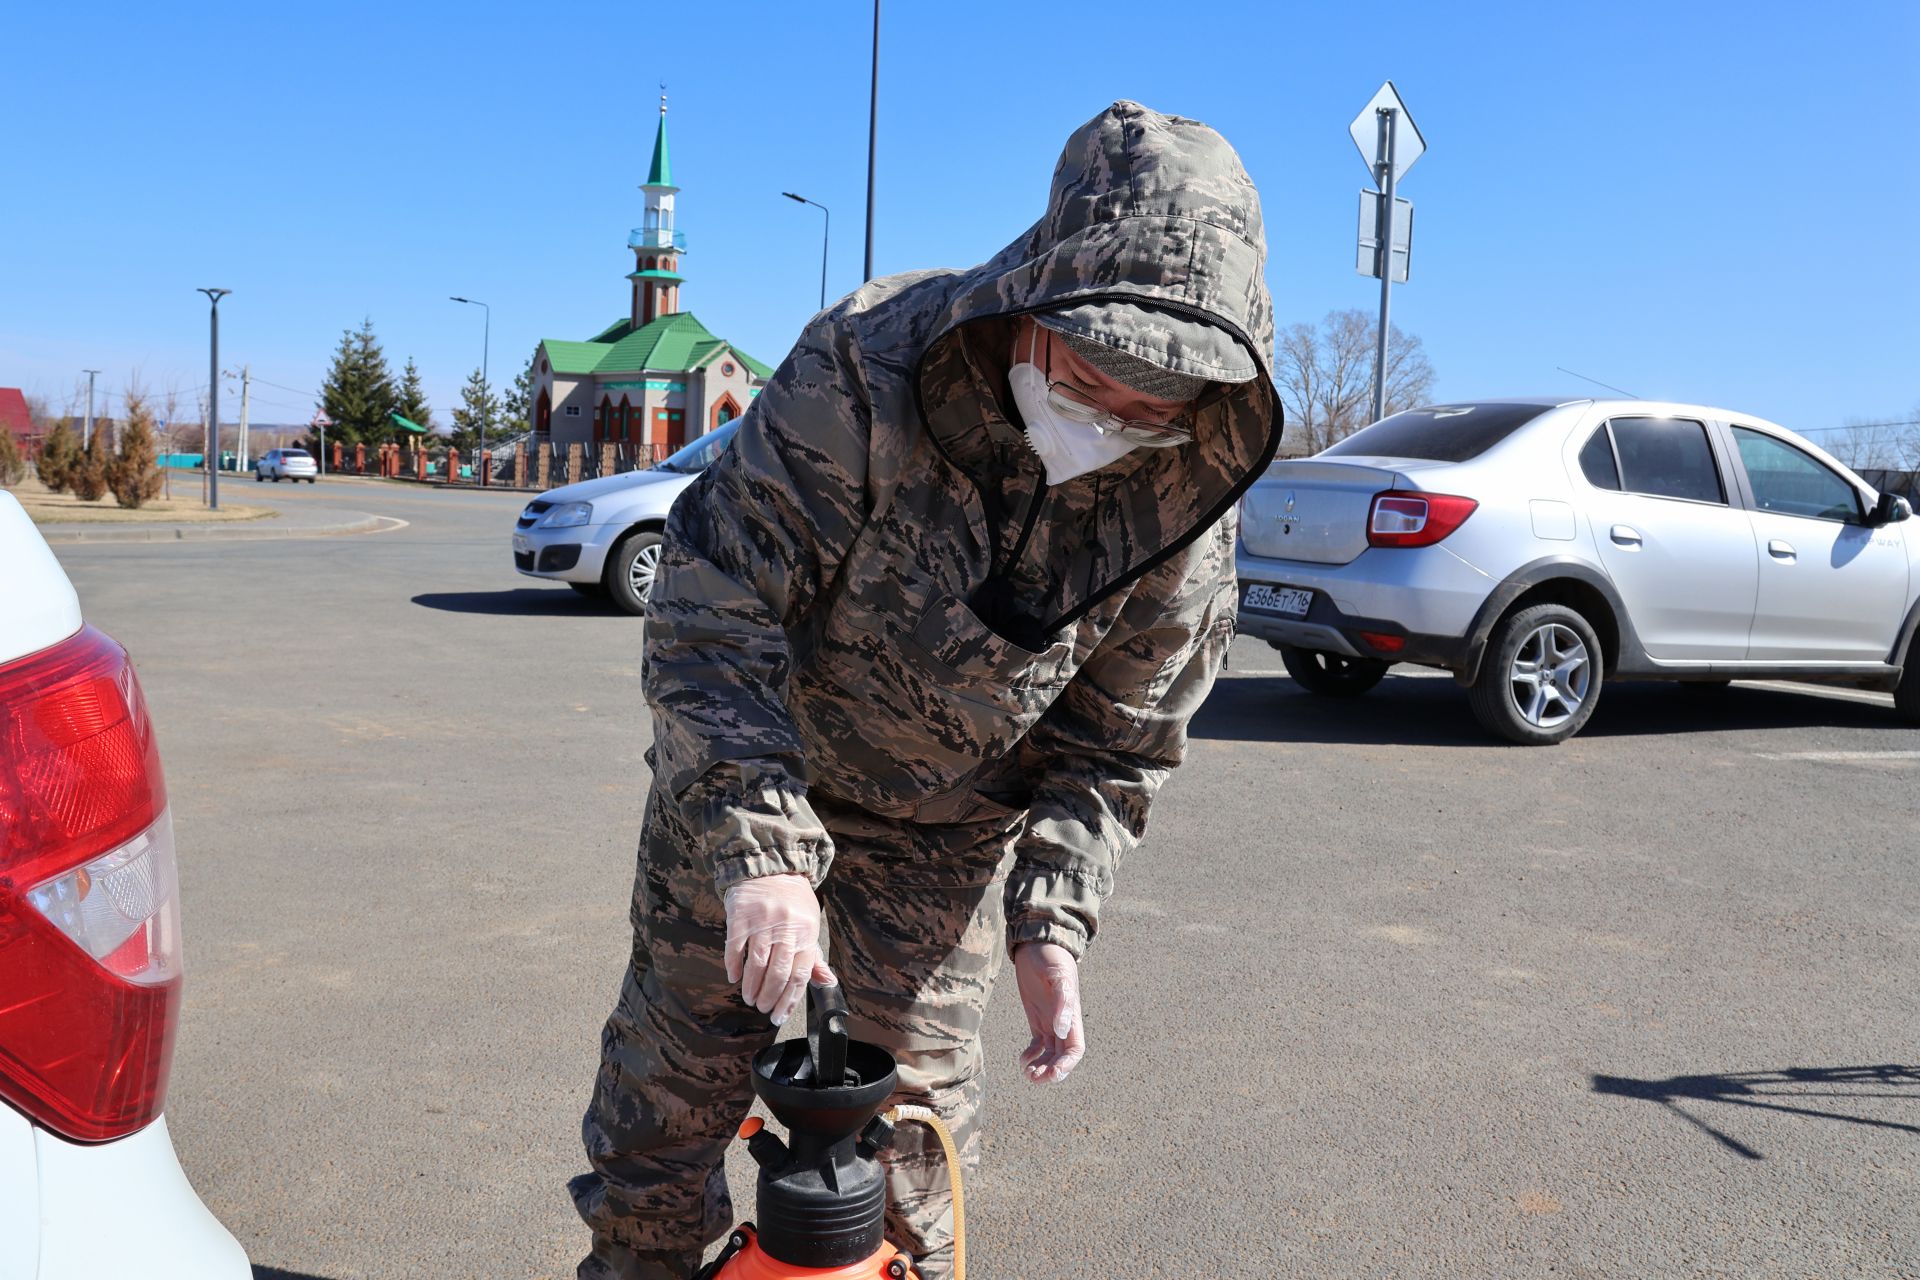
[1556,367,1641,399]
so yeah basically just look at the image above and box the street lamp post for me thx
[864,0,880,281]
[450,296,490,479]
[782,193,830,310]
[196,288,230,510]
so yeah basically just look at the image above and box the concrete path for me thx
[36,477,410,543]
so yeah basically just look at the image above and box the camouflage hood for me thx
[915,99,1282,629]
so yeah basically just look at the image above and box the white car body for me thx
[0,493,251,1279]
[512,420,738,605]
[255,447,318,482]
[1236,399,1920,740]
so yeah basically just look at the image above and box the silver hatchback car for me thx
[1236,399,1920,744]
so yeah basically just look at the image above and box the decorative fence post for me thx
[600,441,616,476]
[445,447,459,483]
[353,442,366,474]
[567,442,583,484]
[480,450,492,487]
[536,440,552,488]
[513,442,526,487]
[415,447,427,481]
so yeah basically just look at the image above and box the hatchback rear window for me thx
[1322,403,1554,463]
[283,450,310,458]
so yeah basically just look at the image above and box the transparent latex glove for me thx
[1013,941,1086,1084]
[722,872,835,1027]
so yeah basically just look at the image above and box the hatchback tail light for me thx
[0,625,181,1143]
[1367,490,1479,548]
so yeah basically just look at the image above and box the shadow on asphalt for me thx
[410,588,629,617]
[1591,1064,1920,1160]
[254,1269,340,1279]
[1194,676,1902,745]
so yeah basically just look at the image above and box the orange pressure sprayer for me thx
[697,983,961,1280]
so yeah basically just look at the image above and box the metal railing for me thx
[627,227,687,252]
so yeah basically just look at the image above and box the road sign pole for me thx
[1371,108,1399,424]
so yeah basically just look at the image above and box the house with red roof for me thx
[0,388,33,446]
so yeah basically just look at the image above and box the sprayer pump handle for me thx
[808,980,850,1087]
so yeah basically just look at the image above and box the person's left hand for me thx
[1013,942,1085,1084]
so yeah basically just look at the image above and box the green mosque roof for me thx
[542,311,773,379]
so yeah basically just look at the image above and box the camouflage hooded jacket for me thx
[644,101,1282,959]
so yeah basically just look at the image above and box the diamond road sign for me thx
[1350,80,1425,185]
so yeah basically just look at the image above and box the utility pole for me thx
[237,365,250,474]
[81,370,100,447]
[864,0,880,281]
[197,288,230,510]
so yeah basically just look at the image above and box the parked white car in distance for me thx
[0,493,251,1278]
[255,447,318,483]
[1236,399,1920,744]
[512,420,739,614]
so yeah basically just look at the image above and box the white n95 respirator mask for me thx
[1007,329,1141,486]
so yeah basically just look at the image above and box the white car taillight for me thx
[0,625,181,1143]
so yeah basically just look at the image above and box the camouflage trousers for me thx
[571,782,1020,1280]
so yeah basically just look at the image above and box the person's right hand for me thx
[722,873,835,1026]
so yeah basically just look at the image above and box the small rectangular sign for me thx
[1356,191,1413,283]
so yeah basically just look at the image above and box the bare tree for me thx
[1825,409,1920,472]
[1271,308,1437,454]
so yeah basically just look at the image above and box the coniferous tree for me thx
[37,419,80,492]
[69,428,111,502]
[500,358,534,437]
[317,318,398,445]
[448,367,500,451]
[0,424,23,487]
[107,393,165,509]
[397,357,433,433]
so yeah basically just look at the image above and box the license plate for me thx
[1242,583,1313,618]
[512,534,530,554]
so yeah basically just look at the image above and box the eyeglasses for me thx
[1043,380,1195,447]
[1033,324,1199,447]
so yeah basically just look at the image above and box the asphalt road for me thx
[48,478,1920,1279]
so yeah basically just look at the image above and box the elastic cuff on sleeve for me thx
[713,845,831,893]
[1006,915,1090,963]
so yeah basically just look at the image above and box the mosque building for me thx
[529,96,772,456]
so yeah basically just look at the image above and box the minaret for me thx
[628,91,685,328]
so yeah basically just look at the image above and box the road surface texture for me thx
[49,479,1919,1279]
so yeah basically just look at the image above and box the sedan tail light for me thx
[0,626,181,1143]
[1367,490,1479,548]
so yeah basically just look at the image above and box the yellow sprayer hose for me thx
[884,1105,965,1280]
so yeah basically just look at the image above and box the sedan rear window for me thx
[282,450,310,459]
[1610,417,1724,505]
[1322,403,1554,463]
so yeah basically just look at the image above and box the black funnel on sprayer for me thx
[745,982,899,1268]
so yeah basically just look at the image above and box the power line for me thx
[247,376,320,399]
[1795,419,1920,435]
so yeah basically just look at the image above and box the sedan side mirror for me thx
[1868,491,1912,526]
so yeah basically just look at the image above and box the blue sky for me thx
[4,1,1914,436]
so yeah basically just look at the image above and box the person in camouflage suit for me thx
[572,100,1282,1280]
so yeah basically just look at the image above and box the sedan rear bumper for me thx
[1236,541,1492,674]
